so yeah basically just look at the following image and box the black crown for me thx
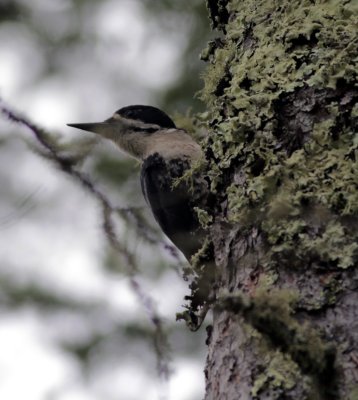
[116,105,176,129]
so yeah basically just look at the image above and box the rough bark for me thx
[200,1,358,399]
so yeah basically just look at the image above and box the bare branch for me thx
[0,98,173,383]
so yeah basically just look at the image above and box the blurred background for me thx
[0,1,212,399]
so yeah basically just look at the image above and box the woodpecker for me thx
[68,105,206,260]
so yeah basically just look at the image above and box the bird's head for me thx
[68,105,201,161]
[68,104,176,134]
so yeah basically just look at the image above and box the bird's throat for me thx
[115,129,202,162]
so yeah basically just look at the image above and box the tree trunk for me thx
[201,1,358,399]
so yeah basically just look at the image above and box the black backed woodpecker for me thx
[68,105,206,260]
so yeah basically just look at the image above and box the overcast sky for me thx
[0,1,207,399]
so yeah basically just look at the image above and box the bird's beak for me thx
[67,122,110,135]
[67,118,129,141]
[67,122,122,142]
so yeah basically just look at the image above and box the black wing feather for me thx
[140,154,201,259]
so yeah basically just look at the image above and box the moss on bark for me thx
[200,0,358,398]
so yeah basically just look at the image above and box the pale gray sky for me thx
[0,1,207,399]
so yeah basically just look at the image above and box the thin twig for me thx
[0,98,172,383]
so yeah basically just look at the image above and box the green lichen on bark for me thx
[200,0,358,270]
[251,351,303,398]
[218,289,334,374]
[201,1,357,398]
[194,207,213,228]
[349,386,358,400]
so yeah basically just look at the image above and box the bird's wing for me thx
[140,153,201,259]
